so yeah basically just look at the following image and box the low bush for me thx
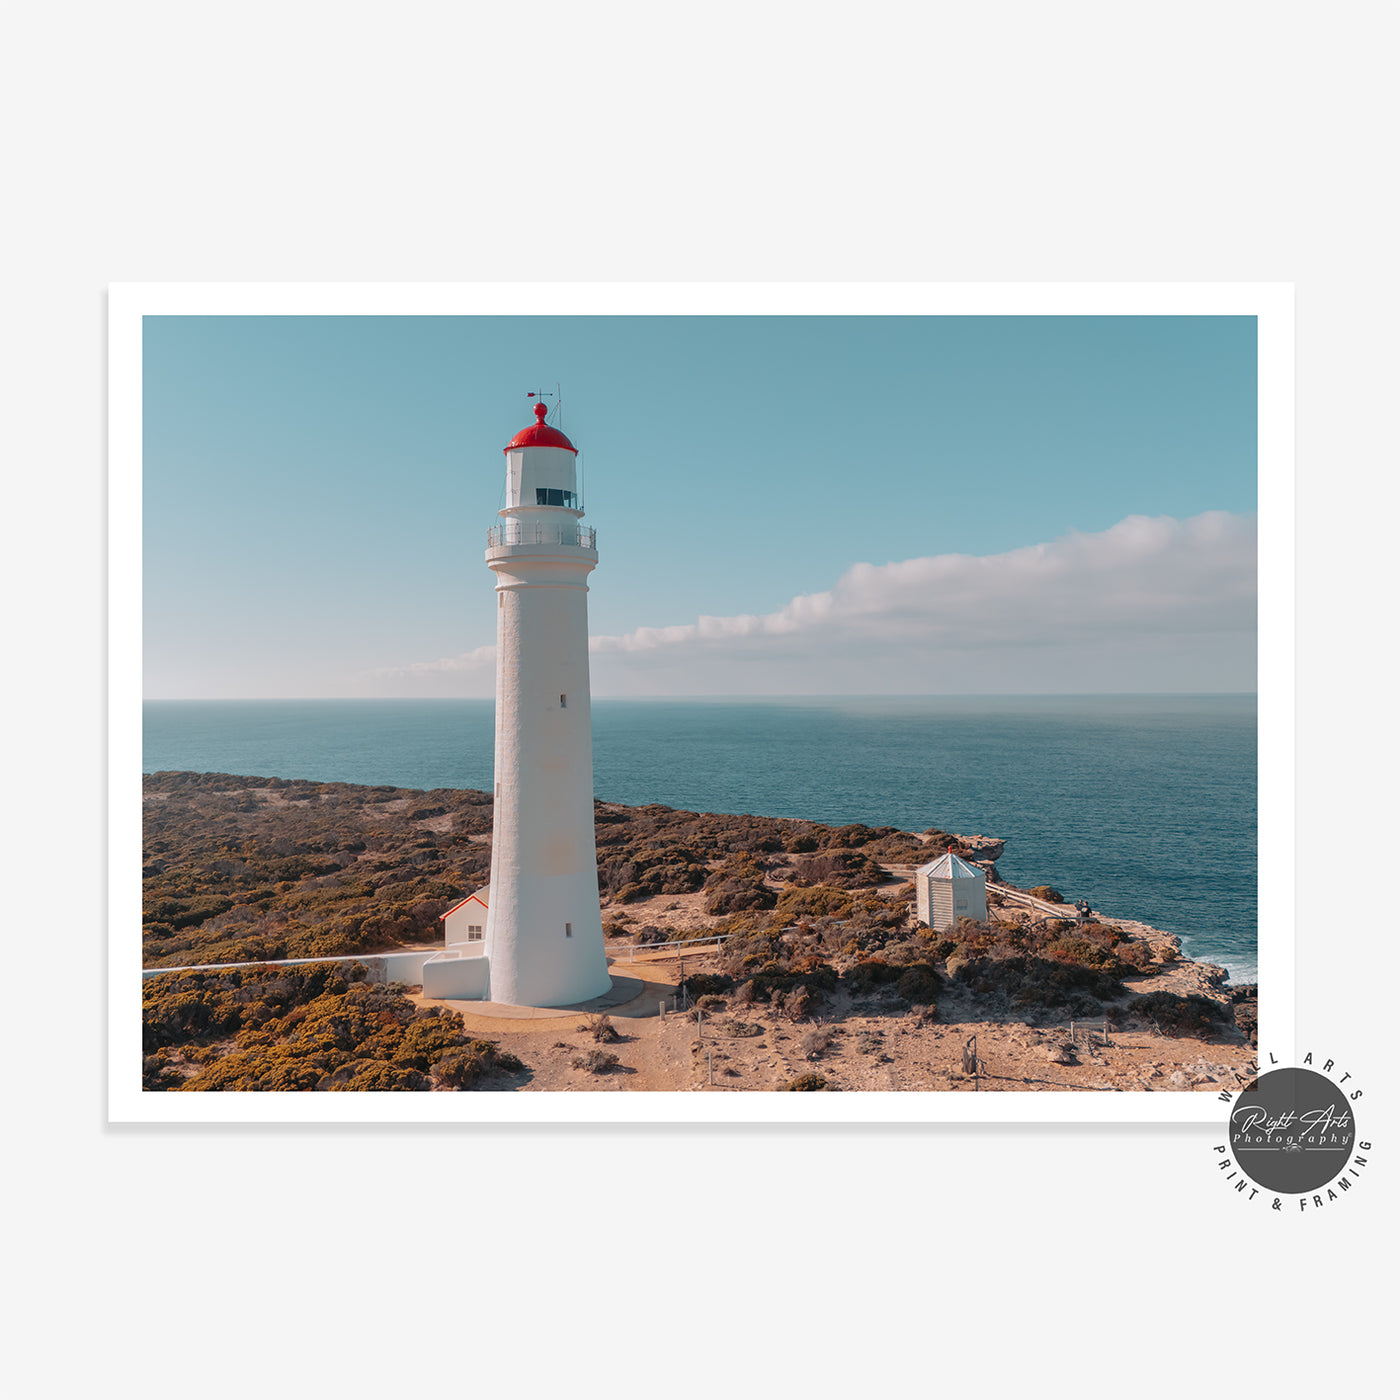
[895,963,941,1004]
[580,1014,620,1043]
[1117,941,1157,972]
[1043,937,1124,972]
[321,1059,429,1091]
[1079,921,1124,947]
[779,1072,831,1091]
[571,1048,620,1073]
[709,1017,762,1039]
[770,885,855,922]
[844,959,903,995]
[432,1041,523,1089]
[948,951,1126,1015]
[139,962,525,1092]
[776,985,815,1021]
[703,856,778,916]
[1129,991,1230,1037]
[789,850,884,889]
[682,972,732,998]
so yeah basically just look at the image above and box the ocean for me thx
[142,695,1257,983]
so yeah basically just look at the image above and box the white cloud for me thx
[367,642,497,692]
[377,512,1257,695]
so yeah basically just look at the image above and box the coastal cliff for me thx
[141,771,1255,1091]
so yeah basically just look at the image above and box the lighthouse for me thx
[478,400,612,1007]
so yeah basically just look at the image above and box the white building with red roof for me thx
[441,887,489,944]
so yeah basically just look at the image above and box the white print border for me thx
[109,281,1294,1124]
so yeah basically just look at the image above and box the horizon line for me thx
[142,691,1260,703]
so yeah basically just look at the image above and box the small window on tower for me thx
[565,922,573,938]
[560,693,567,708]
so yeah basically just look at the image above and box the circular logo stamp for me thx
[1229,1065,1357,1193]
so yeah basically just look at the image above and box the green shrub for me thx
[827,824,878,848]
[1043,937,1124,972]
[949,952,1126,1014]
[703,856,778,916]
[1129,991,1229,1037]
[770,885,854,922]
[1079,921,1124,947]
[789,851,883,888]
[432,1041,523,1089]
[895,963,941,1004]
[392,1010,472,1071]
[321,1059,428,1091]
[1118,941,1157,972]
[844,959,903,995]
[682,972,732,998]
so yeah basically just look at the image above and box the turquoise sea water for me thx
[142,695,1257,983]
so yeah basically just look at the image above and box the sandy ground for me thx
[405,830,1255,1094]
[409,937,1256,1094]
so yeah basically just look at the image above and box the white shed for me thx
[915,851,986,931]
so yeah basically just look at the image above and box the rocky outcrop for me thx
[1230,985,1258,1047]
[956,835,1006,863]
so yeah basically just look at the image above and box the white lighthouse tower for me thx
[478,399,611,1007]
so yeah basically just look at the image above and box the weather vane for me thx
[527,386,562,425]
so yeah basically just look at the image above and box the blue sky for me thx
[143,314,1257,697]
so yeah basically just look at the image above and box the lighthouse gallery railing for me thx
[487,523,597,549]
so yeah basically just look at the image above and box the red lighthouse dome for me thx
[505,401,577,454]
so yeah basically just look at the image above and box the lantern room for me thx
[502,402,582,512]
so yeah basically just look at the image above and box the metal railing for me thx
[986,881,1073,917]
[487,523,597,549]
[623,933,731,961]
